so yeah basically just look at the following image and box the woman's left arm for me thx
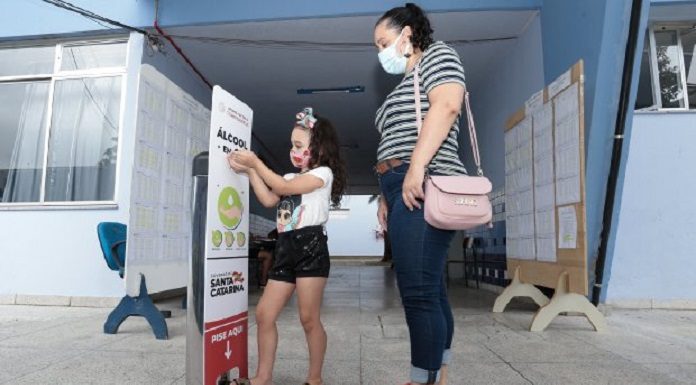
[403,82,465,210]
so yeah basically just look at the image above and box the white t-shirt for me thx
[276,166,333,233]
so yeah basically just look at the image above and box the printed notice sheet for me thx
[558,205,578,249]
[553,83,581,206]
[532,103,557,262]
[505,117,536,260]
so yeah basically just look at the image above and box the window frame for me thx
[647,24,694,111]
[0,36,129,209]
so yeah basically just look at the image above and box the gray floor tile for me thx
[10,350,184,385]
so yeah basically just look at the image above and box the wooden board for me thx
[503,60,588,295]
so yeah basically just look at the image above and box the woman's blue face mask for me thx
[378,29,411,75]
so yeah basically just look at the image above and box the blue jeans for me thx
[379,163,454,384]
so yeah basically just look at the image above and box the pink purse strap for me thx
[414,64,484,176]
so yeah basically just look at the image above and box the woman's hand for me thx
[402,165,425,211]
[377,196,388,231]
[229,149,260,169]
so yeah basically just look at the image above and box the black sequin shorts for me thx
[269,225,330,283]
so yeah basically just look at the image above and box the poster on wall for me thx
[202,86,252,385]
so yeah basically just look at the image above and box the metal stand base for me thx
[103,274,170,340]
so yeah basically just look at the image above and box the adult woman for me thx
[373,3,467,385]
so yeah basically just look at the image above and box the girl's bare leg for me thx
[296,277,328,385]
[250,279,295,385]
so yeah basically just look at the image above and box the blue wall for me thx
[602,0,696,305]
[598,0,651,304]
[605,112,696,305]
[540,0,632,292]
[467,13,545,188]
[0,0,154,39]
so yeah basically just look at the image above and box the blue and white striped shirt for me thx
[376,41,467,175]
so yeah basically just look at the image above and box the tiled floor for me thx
[1,265,696,384]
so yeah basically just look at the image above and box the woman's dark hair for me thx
[377,3,434,52]
[306,115,347,208]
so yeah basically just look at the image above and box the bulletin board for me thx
[124,64,210,296]
[504,60,588,295]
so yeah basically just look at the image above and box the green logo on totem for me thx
[225,231,235,247]
[218,186,243,230]
[237,232,246,247]
[212,230,223,247]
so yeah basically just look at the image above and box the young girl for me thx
[227,107,346,385]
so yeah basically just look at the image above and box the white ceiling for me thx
[169,10,537,193]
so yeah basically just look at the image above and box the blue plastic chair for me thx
[97,222,127,278]
[96,222,169,340]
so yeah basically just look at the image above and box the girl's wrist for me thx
[251,156,261,170]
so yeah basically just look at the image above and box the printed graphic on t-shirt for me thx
[275,166,333,233]
[277,195,304,232]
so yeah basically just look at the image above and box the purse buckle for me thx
[454,197,478,207]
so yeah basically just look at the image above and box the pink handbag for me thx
[414,64,493,230]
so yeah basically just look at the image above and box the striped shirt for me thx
[375,41,467,175]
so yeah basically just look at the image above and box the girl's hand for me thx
[227,155,249,173]
[377,195,388,231]
[402,165,425,211]
[227,158,253,174]
[230,149,260,169]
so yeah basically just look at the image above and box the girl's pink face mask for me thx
[290,148,310,169]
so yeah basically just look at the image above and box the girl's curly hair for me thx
[306,115,347,208]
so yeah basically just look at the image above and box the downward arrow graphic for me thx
[224,340,232,360]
